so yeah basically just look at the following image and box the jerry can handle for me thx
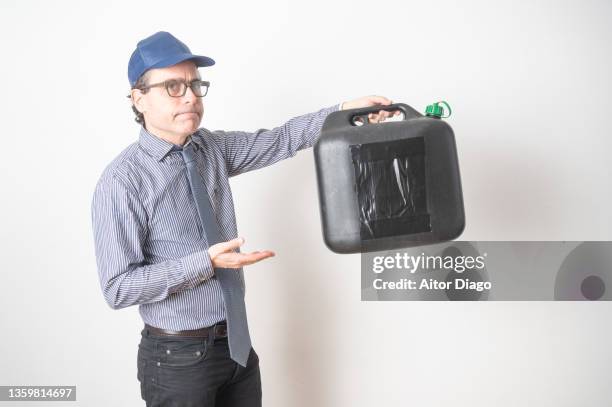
[346,103,422,126]
[322,103,424,133]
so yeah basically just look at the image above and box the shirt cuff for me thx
[181,249,215,287]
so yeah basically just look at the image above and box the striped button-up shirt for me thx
[91,104,340,330]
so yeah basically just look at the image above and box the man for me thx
[91,31,398,407]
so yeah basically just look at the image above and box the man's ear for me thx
[131,88,147,114]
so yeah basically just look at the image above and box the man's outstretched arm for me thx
[210,95,398,177]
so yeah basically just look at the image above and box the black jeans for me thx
[137,325,262,407]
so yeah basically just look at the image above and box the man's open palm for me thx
[208,237,275,269]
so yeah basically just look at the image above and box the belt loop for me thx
[207,324,215,346]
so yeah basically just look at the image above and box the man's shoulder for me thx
[95,141,144,194]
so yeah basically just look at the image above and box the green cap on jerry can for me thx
[425,101,452,118]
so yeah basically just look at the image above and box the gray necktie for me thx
[180,141,252,367]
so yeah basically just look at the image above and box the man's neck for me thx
[144,124,189,146]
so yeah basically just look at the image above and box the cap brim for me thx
[149,53,215,71]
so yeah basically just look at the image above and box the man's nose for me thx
[182,85,198,103]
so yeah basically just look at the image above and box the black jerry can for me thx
[313,102,465,253]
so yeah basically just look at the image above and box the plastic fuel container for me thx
[313,102,464,253]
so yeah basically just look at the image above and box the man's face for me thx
[133,60,204,142]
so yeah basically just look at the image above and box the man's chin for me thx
[175,118,201,133]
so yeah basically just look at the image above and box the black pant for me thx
[137,326,262,407]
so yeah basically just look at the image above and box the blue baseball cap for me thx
[128,31,215,87]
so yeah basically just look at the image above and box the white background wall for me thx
[1,0,611,405]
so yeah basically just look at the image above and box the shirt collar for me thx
[138,126,205,161]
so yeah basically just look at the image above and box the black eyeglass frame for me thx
[127,79,210,98]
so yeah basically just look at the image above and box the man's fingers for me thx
[217,250,275,268]
[241,250,275,266]
[367,106,402,123]
[211,236,245,255]
[368,111,391,123]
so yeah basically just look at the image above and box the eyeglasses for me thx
[135,79,210,98]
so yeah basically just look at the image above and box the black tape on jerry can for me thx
[313,102,465,254]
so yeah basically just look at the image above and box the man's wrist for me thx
[181,249,215,287]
